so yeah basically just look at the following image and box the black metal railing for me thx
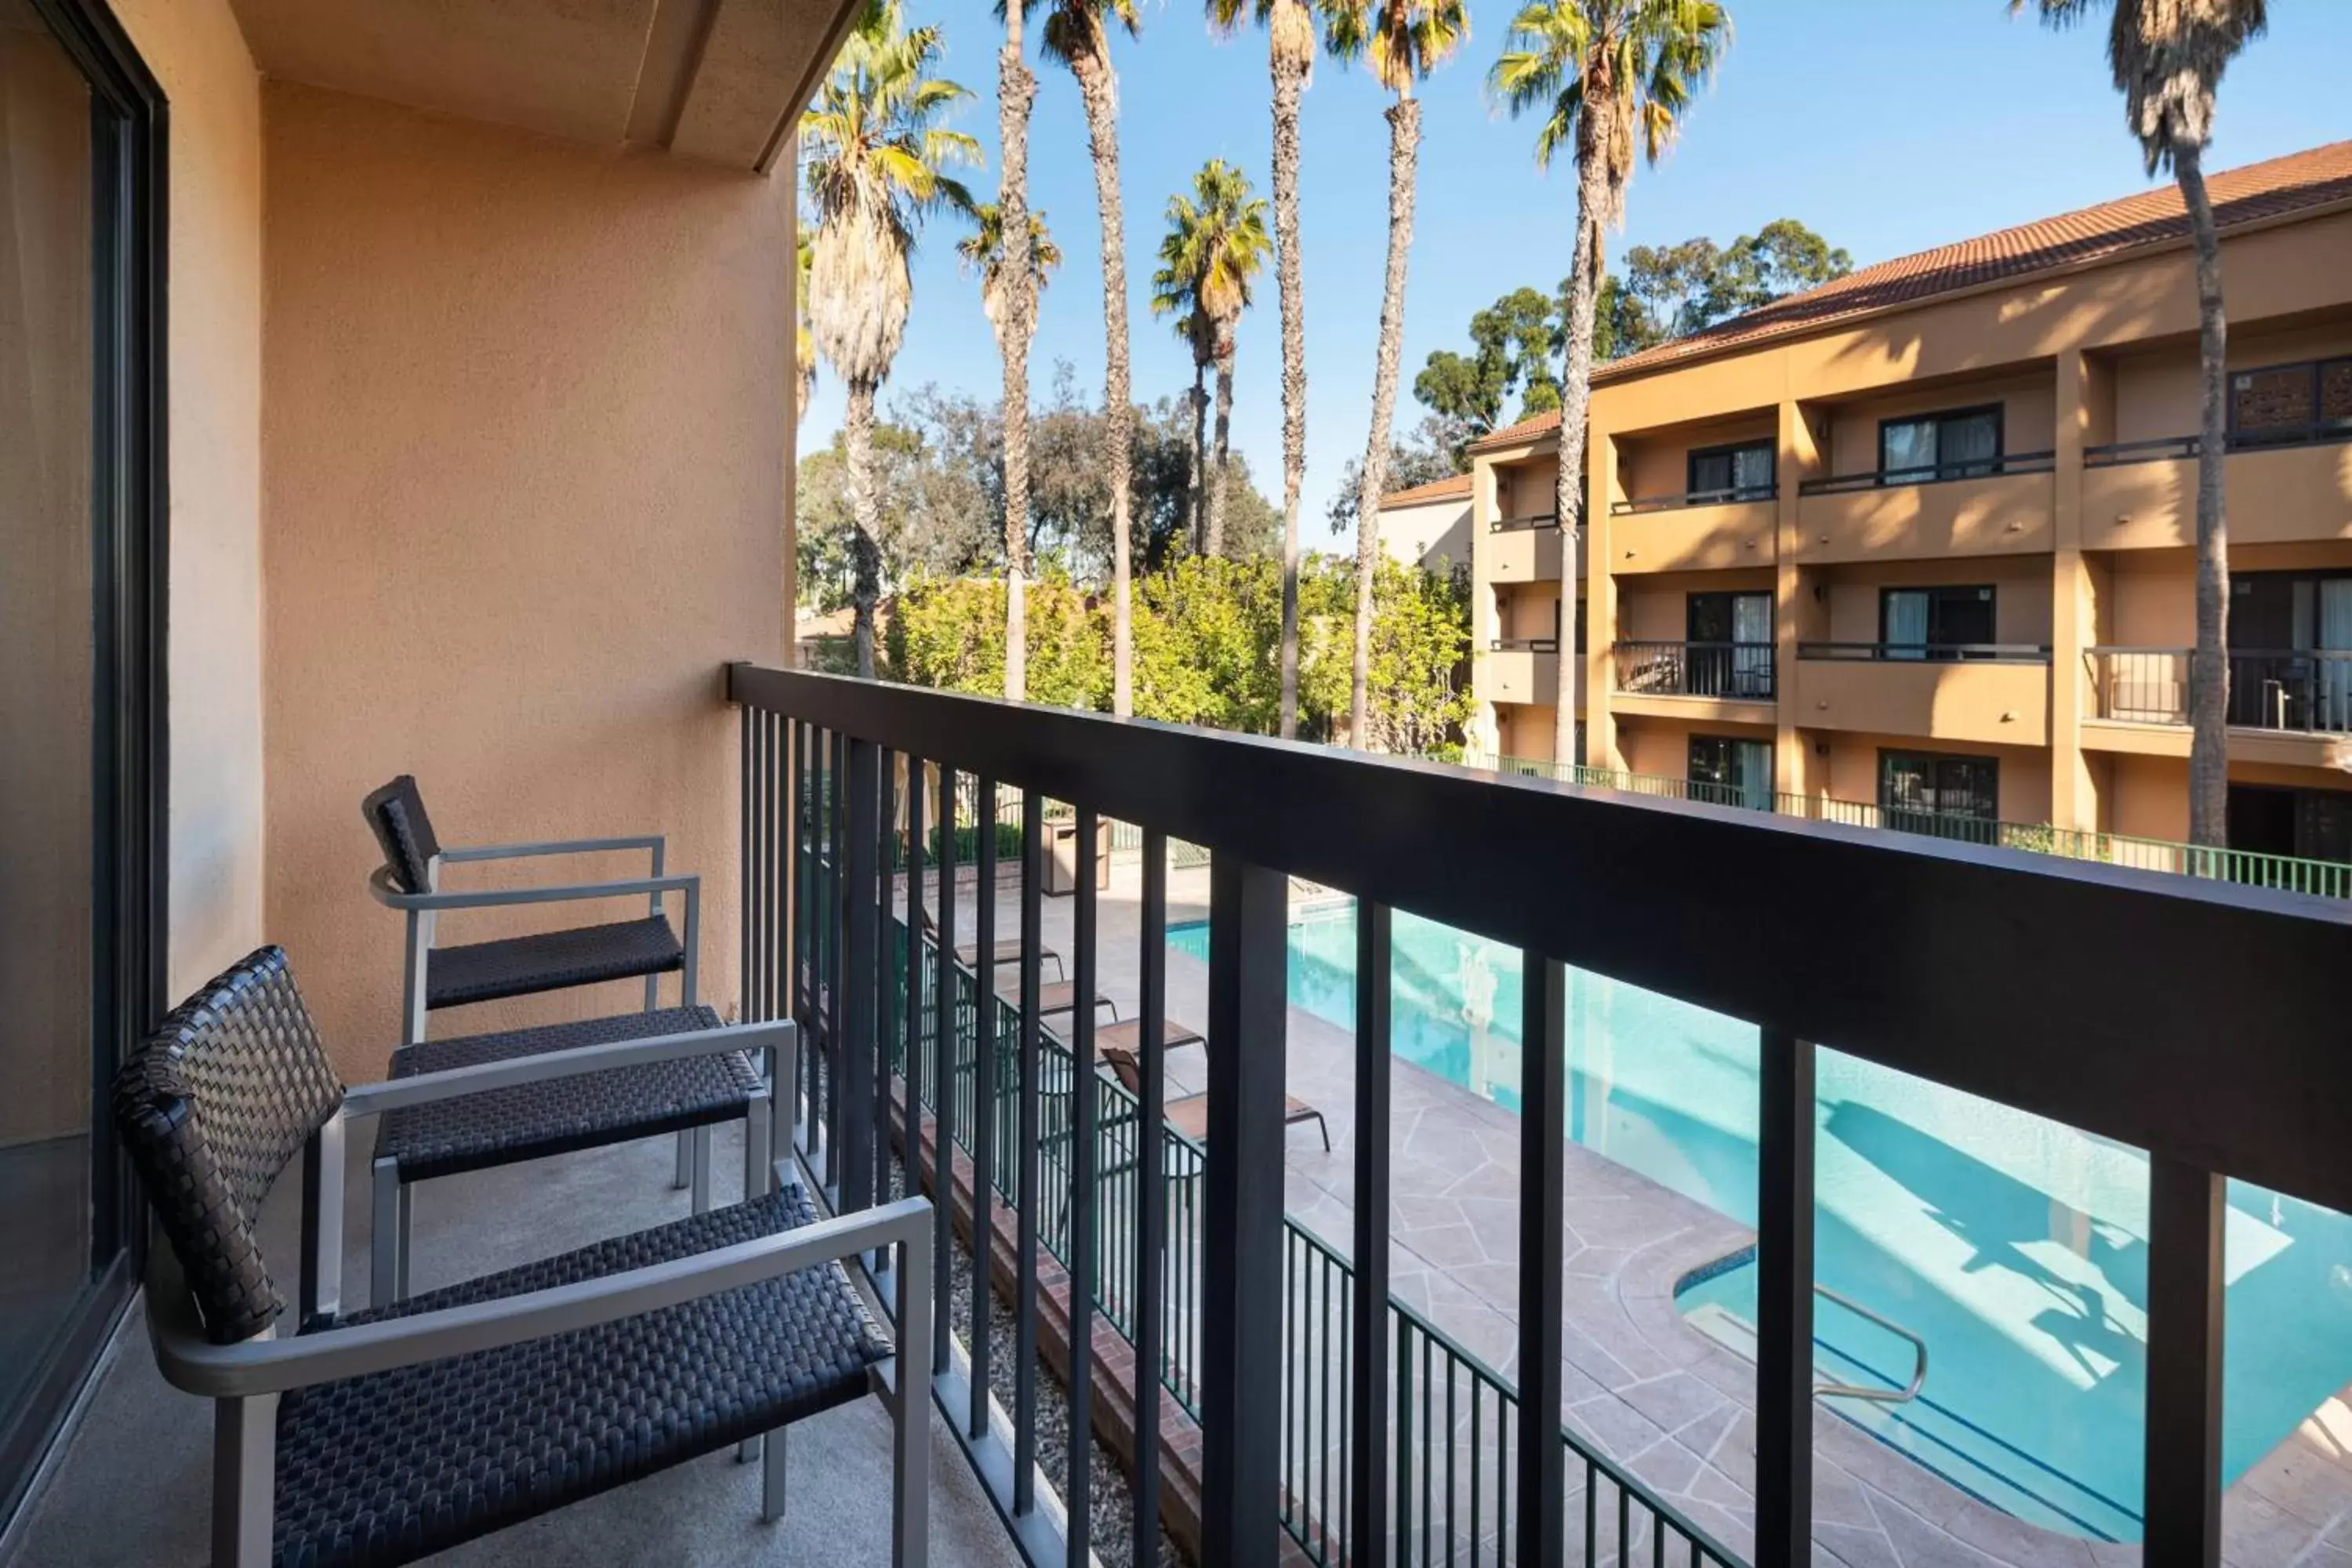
[2088,646,2352,735]
[1490,637,1560,654]
[1613,640,1777,699]
[1797,450,2056,495]
[1797,641,2051,664]
[1489,512,1559,533]
[730,662,2352,1568]
[2085,426,2352,468]
[1610,483,1776,515]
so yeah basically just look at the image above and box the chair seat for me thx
[377,1006,757,1181]
[424,916,684,1010]
[276,1187,888,1568]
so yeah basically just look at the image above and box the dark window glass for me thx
[1880,752,2001,843]
[2228,358,2352,445]
[1880,586,1995,657]
[1880,407,2001,479]
[1686,440,1774,500]
[1689,735,1773,809]
[2229,785,2352,864]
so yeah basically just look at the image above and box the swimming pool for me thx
[1167,902,2352,1541]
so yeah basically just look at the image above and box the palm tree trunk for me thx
[1270,0,1311,739]
[999,37,1038,702]
[1189,357,1209,554]
[2177,140,2230,849]
[1210,348,1236,557]
[1350,94,1420,750]
[846,377,883,679]
[1551,145,1609,776]
[1073,46,1135,717]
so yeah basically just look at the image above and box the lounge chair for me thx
[994,978,1119,1022]
[1092,1017,1205,1057]
[114,946,931,1568]
[920,902,1062,982]
[1098,1042,1330,1152]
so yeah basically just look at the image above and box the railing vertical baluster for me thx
[2143,1153,2224,1568]
[739,703,756,1025]
[932,764,957,1377]
[970,779,998,1439]
[1200,854,1287,1568]
[1755,1029,1816,1567]
[1352,900,1393,1567]
[1014,790,1045,1514]
[1066,807,1098,1565]
[1394,1325,1414,1563]
[874,750,896,1223]
[839,736,878,1215]
[1133,829,1167,1568]
[827,728,848,1189]
[905,760,924,1217]
[793,720,814,1142]
[1517,955,1567,1565]
[770,710,788,1033]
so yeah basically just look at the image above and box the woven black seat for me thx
[277,1186,888,1568]
[422,916,684,1011]
[377,1005,756,1181]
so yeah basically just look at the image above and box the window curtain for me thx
[1885,591,1929,658]
[1733,593,1772,695]
[1944,413,1998,474]
[2318,579,2352,731]
[1736,742,1773,812]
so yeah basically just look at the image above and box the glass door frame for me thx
[0,0,167,1536]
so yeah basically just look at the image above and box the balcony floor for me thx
[964,853,2352,1568]
[9,1124,1019,1568]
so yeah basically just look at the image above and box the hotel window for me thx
[2229,356,2352,445]
[1687,591,1773,696]
[1686,439,1774,502]
[1879,752,2000,844]
[1688,735,1773,811]
[1880,585,1994,659]
[1878,405,2001,481]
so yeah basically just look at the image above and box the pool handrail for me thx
[1814,1284,1929,1405]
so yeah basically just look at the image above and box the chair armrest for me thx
[368,864,697,913]
[339,1018,795,1120]
[147,1194,930,1399]
[439,835,663,866]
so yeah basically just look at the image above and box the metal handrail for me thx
[1610,484,1776,515]
[1798,450,2056,495]
[1796,641,2051,663]
[2084,423,2352,466]
[1813,1285,1928,1405]
[1490,637,1559,653]
[1488,511,1558,532]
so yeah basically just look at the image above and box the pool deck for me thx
[937,855,2352,1568]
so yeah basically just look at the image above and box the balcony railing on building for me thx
[1796,450,2055,495]
[1490,635,1559,653]
[1610,481,1777,515]
[1614,639,1776,699]
[1489,510,1558,533]
[2087,647,2352,735]
[1797,640,2051,664]
[730,664,2351,1568]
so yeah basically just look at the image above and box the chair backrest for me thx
[1098,1043,1142,1095]
[111,946,344,1345]
[361,774,442,894]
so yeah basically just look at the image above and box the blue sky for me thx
[797,0,2352,542]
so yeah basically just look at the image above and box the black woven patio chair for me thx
[116,946,932,1568]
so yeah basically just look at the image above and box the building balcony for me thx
[1483,640,1562,706]
[1795,454,2055,563]
[1486,513,1567,582]
[2083,646,2352,765]
[1612,640,1777,710]
[1607,491,1778,574]
[1795,642,2052,744]
[2082,429,2352,550]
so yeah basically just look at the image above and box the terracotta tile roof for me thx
[1380,471,1474,506]
[1470,139,2352,450]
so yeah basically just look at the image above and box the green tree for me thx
[800,0,978,676]
[1151,159,1274,557]
[1490,0,1730,771]
[2016,0,2267,848]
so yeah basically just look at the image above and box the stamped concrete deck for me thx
[960,849,2352,1568]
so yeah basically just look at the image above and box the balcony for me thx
[1612,639,1776,718]
[1483,640,1561,706]
[1486,513,1566,582]
[2084,646,2352,764]
[2082,429,2352,550]
[1608,488,1778,575]
[1795,642,2052,744]
[1795,452,2055,562]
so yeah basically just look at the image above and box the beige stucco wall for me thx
[1617,414,1777,503]
[113,0,270,1002]
[260,81,789,1073]
[1378,495,1472,574]
[2109,319,2352,444]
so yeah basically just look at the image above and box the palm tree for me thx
[1150,159,1272,557]
[2016,0,2267,849]
[1210,0,1318,737]
[1033,0,1144,717]
[801,0,979,678]
[1329,0,1468,749]
[1491,0,1729,773]
[794,232,817,426]
[960,204,1064,657]
[996,0,1041,702]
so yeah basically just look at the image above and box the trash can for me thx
[1044,816,1112,896]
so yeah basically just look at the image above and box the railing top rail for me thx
[1614,638,1777,649]
[1610,485,1776,515]
[2085,424,2352,464]
[728,662,2352,1215]
[1796,641,2052,662]
[1488,512,1559,532]
[1490,637,1559,652]
[1797,451,2056,494]
[2091,644,2352,660]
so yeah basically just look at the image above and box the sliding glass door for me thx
[0,0,161,1529]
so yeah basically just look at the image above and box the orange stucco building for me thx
[1469,140,2352,866]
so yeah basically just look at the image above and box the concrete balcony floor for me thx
[9,1123,1020,1568]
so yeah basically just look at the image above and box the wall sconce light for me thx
[1814,741,1831,757]
[1812,582,1828,602]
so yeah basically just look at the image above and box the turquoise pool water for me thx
[1167,905,2352,1541]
